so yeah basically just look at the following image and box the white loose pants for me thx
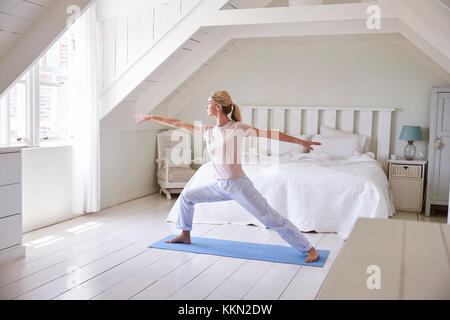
[176,176,313,253]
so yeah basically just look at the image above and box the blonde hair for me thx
[210,90,242,122]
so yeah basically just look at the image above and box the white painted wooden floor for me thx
[1,193,443,300]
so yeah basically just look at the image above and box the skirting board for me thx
[100,186,160,210]
[23,212,80,234]
[0,244,25,267]
[22,187,160,234]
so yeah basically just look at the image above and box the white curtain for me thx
[69,4,101,214]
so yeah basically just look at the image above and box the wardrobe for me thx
[425,87,450,216]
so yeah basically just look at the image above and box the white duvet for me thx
[165,152,395,239]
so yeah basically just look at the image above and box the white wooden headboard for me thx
[240,106,395,172]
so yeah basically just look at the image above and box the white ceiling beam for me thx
[167,40,254,117]
[201,1,450,75]
[396,21,450,75]
[377,0,450,73]
[203,2,396,27]
[103,1,395,119]
[103,0,450,119]
[222,0,275,10]
[164,20,400,117]
[100,0,231,119]
[217,18,399,39]
[141,18,399,118]
[135,27,234,116]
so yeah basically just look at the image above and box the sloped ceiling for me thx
[0,0,55,58]
[0,0,92,97]
[99,0,449,121]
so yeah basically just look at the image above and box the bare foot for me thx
[165,231,191,244]
[305,247,320,263]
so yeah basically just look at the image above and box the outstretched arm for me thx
[134,115,201,135]
[248,128,321,151]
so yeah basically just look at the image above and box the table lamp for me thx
[399,125,423,160]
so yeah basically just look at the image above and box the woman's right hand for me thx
[134,114,153,123]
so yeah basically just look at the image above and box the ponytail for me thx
[230,103,242,122]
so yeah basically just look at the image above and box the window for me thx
[0,25,78,146]
[7,77,27,144]
[39,30,75,141]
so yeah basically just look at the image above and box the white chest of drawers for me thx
[0,146,26,265]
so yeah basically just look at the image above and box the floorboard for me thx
[1,193,444,300]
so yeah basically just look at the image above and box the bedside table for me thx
[388,159,427,213]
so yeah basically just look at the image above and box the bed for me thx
[166,106,396,239]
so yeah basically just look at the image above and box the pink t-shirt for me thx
[201,120,253,180]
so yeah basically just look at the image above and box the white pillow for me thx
[258,134,311,156]
[310,135,361,158]
[320,125,370,153]
[163,147,191,168]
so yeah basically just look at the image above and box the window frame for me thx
[1,28,77,148]
[1,76,29,146]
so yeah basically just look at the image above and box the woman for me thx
[135,90,321,263]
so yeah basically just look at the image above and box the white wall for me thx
[174,34,450,159]
[22,146,74,233]
[99,33,450,212]
[100,130,160,208]
[21,98,170,232]
[19,9,450,231]
[97,0,202,90]
[99,100,170,209]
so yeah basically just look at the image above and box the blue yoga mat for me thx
[148,234,330,267]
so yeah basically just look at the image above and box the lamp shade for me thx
[399,125,423,141]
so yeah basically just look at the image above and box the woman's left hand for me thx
[300,140,321,151]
